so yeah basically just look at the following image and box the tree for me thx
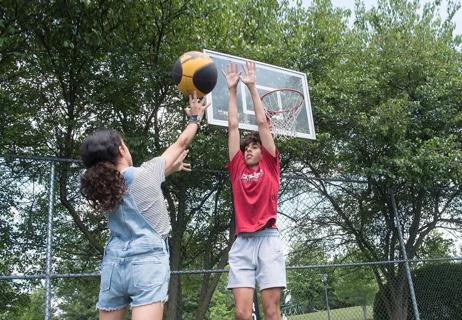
[417,230,456,259]
[333,250,378,320]
[207,274,234,320]
[1,0,285,318]
[285,243,329,312]
[410,262,462,320]
[17,290,47,320]
[291,0,462,318]
[374,262,462,320]
[1,0,461,318]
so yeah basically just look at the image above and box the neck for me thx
[247,164,259,170]
[116,159,130,173]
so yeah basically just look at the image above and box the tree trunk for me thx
[381,268,410,320]
[362,304,367,320]
[194,216,235,320]
[58,162,104,255]
[193,249,230,320]
[165,228,182,320]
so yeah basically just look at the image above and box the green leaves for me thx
[1,0,461,318]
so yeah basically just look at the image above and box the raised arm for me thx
[222,63,241,161]
[241,61,276,156]
[161,92,209,176]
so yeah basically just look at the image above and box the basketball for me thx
[172,51,217,98]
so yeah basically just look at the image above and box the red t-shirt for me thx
[226,146,280,235]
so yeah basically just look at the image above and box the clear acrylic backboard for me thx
[204,49,315,140]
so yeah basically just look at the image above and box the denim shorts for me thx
[96,245,170,311]
[227,228,286,290]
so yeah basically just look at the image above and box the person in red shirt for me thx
[223,61,286,320]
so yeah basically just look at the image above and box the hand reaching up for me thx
[184,91,210,118]
[221,63,240,90]
[240,61,256,88]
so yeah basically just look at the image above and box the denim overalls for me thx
[96,167,170,311]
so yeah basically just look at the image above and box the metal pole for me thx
[321,273,331,320]
[389,190,421,320]
[252,289,261,320]
[44,163,55,320]
[362,296,368,320]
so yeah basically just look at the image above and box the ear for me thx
[118,145,126,158]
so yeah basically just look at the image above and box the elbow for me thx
[256,117,268,127]
[176,138,188,150]
[228,121,239,130]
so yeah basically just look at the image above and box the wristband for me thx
[188,115,202,128]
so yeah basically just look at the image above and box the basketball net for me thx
[261,88,304,139]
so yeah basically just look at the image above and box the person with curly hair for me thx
[80,93,208,320]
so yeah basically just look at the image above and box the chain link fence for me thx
[1,155,461,319]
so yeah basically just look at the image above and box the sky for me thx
[302,0,462,35]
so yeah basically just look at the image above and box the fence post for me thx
[44,162,56,320]
[321,273,331,320]
[252,289,261,319]
[362,296,367,320]
[389,190,421,320]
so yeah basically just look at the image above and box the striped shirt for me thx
[129,157,171,237]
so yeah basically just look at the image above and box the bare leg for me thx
[261,287,282,320]
[99,308,127,320]
[232,288,254,320]
[131,302,164,320]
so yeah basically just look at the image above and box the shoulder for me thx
[226,151,245,170]
[261,146,280,162]
[140,157,165,170]
[131,157,166,186]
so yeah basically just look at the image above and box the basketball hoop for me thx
[261,88,304,139]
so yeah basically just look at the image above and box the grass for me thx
[287,306,373,320]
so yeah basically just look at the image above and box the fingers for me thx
[223,62,254,77]
[240,60,256,85]
[188,91,201,105]
[176,151,191,172]
[228,63,237,74]
[187,92,208,118]
[222,63,240,76]
[241,64,247,75]
[197,97,209,109]
[179,149,189,161]
[243,60,255,74]
[182,163,192,172]
[246,60,255,71]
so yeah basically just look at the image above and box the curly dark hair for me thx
[79,129,127,213]
[240,132,261,152]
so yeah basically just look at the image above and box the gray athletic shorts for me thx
[227,228,286,290]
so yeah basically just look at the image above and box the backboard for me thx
[204,49,316,140]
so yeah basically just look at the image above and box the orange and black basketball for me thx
[172,51,217,98]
